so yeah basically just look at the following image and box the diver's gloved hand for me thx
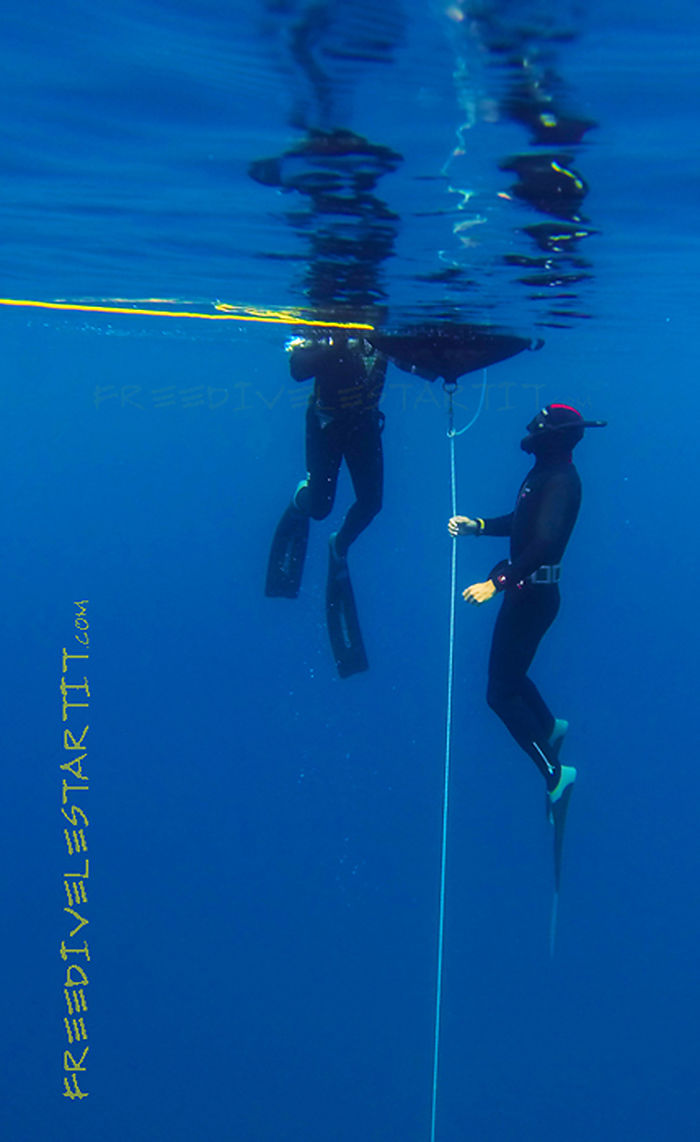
[448,515,481,536]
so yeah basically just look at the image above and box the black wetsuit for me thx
[290,339,387,557]
[479,456,581,787]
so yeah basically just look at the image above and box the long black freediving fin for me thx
[325,540,368,678]
[265,504,310,598]
[548,772,576,957]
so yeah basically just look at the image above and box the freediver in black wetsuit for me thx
[266,331,388,677]
[448,403,606,813]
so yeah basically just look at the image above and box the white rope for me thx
[430,368,487,1142]
[449,366,488,438]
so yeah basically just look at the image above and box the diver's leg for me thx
[486,588,562,787]
[295,403,342,521]
[265,404,338,596]
[333,411,383,557]
[324,411,379,675]
[519,676,556,740]
[517,595,569,751]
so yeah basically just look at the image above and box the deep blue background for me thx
[3,2,700,1140]
[6,296,699,1141]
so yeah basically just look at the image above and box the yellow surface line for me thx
[0,297,375,330]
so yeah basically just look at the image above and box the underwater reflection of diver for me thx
[249,128,403,196]
[250,128,401,313]
[500,153,588,220]
[503,87,597,147]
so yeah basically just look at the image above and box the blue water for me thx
[4,2,700,1140]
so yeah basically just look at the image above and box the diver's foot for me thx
[547,765,577,823]
[548,717,569,759]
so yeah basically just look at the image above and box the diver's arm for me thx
[449,516,511,536]
[289,342,331,381]
[481,513,513,536]
[368,349,388,382]
[364,351,388,405]
[449,511,513,537]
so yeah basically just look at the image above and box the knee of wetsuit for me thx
[296,477,334,520]
[308,501,333,521]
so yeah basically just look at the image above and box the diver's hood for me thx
[521,403,607,455]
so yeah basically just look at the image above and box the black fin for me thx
[552,783,574,893]
[549,783,574,957]
[265,505,310,598]
[326,549,368,678]
[549,890,560,959]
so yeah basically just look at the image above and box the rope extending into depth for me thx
[430,369,488,1142]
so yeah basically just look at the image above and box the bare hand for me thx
[462,580,497,605]
[285,336,315,353]
[448,515,479,537]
